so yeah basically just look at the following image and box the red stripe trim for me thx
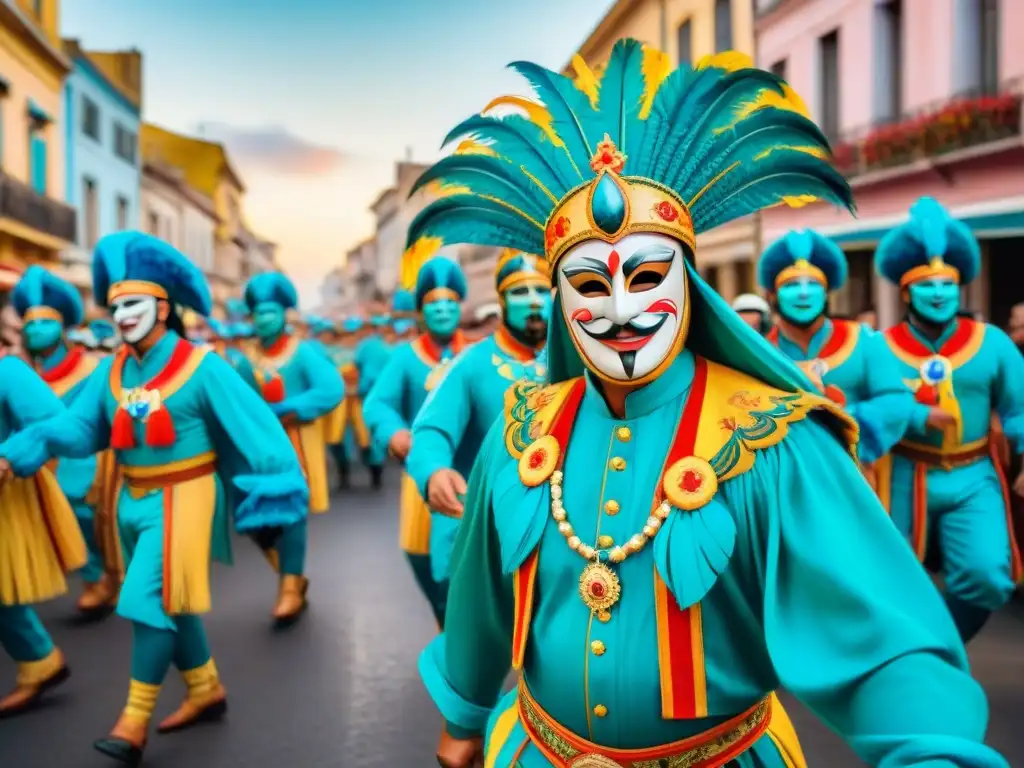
[818,318,850,358]
[40,345,85,384]
[911,463,928,561]
[264,333,292,356]
[989,443,1023,583]
[162,482,174,614]
[887,317,977,359]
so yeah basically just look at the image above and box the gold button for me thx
[593,704,607,717]
[616,426,631,442]
[597,610,612,623]
[609,457,626,471]
[597,534,614,548]
[604,500,620,515]
[590,640,605,656]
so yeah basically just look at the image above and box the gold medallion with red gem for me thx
[519,434,560,487]
[578,561,621,612]
[662,456,718,511]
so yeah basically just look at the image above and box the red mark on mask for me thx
[607,250,620,277]
[644,299,678,316]
[570,308,593,322]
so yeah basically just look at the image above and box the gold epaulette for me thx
[503,378,582,460]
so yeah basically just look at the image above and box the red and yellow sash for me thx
[411,331,468,367]
[40,345,98,397]
[766,320,858,406]
[109,338,209,450]
[253,335,300,403]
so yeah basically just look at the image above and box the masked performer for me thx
[365,242,470,627]
[242,273,344,623]
[759,230,914,467]
[351,316,392,488]
[409,41,1007,768]
[0,232,309,763]
[13,267,120,618]
[875,196,1024,643]
[406,246,550,593]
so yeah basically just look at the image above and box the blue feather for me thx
[598,40,646,157]
[408,195,541,254]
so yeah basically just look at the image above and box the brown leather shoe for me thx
[93,714,148,765]
[156,684,228,734]
[0,654,70,719]
[77,574,117,616]
[272,575,309,627]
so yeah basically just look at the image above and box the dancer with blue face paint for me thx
[876,196,1024,643]
[365,241,471,627]
[241,273,344,625]
[759,230,914,468]
[12,267,121,619]
[406,247,551,590]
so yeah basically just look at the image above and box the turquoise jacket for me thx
[354,336,392,398]
[768,318,914,463]
[241,335,344,425]
[37,344,99,503]
[0,333,309,536]
[363,333,468,454]
[421,351,1005,767]
[0,355,65,446]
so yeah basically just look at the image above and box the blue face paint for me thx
[23,318,63,352]
[502,283,552,332]
[253,302,286,340]
[909,277,960,325]
[776,279,827,326]
[422,298,461,337]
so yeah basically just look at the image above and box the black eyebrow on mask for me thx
[623,246,675,277]
[561,256,611,279]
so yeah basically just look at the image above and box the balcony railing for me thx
[0,172,77,244]
[831,81,1023,180]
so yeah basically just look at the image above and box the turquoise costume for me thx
[406,248,550,587]
[392,288,418,339]
[330,316,366,487]
[0,231,309,759]
[241,273,343,621]
[409,42,1006,767]
[758,230,914,464]
[0,353,84,717]
[351,328,391,487]
[875,196,1024,643]
[364,254,471,626]
[13,266,117,614]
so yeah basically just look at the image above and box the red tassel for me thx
[823,384,847,407]
[110,408,136,450]
[915,385,938,406]
[262,375,285,403]
[145,407,176,448]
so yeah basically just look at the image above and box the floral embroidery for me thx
[589,134,627,174]
[652,200,680,222]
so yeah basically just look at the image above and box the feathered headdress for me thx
[12,265,85,326]
[408,40,853,268]
[875,196,979,288]
[757,229,848,291]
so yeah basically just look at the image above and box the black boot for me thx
[337,462,350,491]
[370,465,383,490]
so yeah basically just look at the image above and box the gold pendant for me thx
[578,561,621,612]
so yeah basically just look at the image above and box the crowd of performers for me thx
[0,39,1021,768]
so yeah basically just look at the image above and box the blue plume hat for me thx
[231,321,254,338]
[93,231,212,315]
[415,256,468,308]
[12,265,84,326]
[757,229,847,291]
[495,249,550,295]
[406,40,854,393]
[244,272,299,311]
[392,289,417,315]
[875,196,980,288]
[369,313,391,328]
[341,316,364,334]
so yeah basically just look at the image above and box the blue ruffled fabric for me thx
[419,634,498,732]
[653,496,737,609]
[232,468,309,532]
[491,458,549,575]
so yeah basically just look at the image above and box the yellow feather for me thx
[570,54,601,108]
[455,139,498,157]
[483,95,564,147]
[639,46,671,119]
[781,84,811,118]
[780,195,820,208]
[695,51,753,72]
[400,236,445,291]
[753,145,829,161]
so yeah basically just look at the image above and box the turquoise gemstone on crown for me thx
[590,174,627,235]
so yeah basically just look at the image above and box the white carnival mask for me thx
[557,232,689,384]
[111,294,159,345]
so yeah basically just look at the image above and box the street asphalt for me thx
[1,469,1022,767]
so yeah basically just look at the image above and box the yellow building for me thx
[570,0,759,301]
[140,123,251,312]
[0,0,77,291]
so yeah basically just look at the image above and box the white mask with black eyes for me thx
[557,232,689,383]
[111,294,159,344]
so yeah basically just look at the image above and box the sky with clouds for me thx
[62,0,617,306]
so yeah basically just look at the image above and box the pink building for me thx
[755,0,1023,329]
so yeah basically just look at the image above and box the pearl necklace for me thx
[549,468,672,611]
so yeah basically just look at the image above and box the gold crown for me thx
[543,136,696,266]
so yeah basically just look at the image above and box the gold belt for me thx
[517,681,770,767]
[893,439,990,469]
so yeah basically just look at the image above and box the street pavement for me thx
[1,471,1022,767]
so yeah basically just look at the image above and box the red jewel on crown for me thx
[653,200,680,222]
[589,135,626,174]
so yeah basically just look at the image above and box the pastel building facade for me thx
[756,0,1023,328]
